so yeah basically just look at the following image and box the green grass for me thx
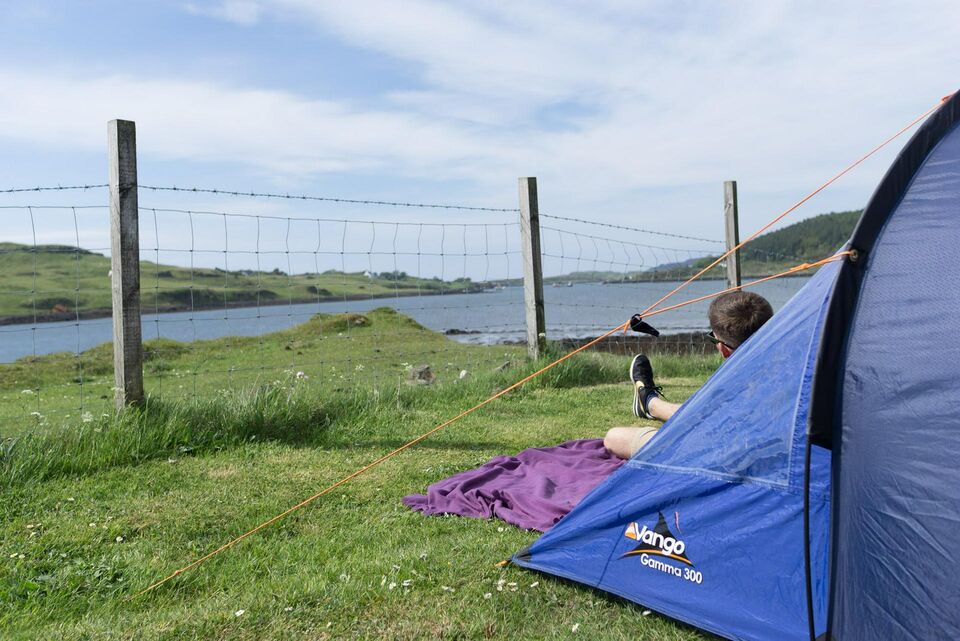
[0,307,526,436]
[0,312,722,640]
[0,242,479,322]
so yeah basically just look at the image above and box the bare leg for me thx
[647,396,681,422]
[604,426,659,460]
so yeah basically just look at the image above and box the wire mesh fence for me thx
[0,201,115,434]
[0,186,529,435]
[0,177,815,436]
[135,202,526,410]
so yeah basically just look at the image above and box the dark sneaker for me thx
[630,354,663,419]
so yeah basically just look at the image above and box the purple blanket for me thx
[403,439,624,532]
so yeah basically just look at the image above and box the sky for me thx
[0,0,958,279]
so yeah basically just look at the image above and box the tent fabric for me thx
[509,92,960,640]
[403,439,623,532]
[828,118,960,639]
[809,95,960,448]
[514,261,839,641]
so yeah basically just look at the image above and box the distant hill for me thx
[719,209,861,274]
[0,243,479,324]
[543,209,862,283]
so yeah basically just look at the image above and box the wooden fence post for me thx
[519,177,546,359]
[723,180,742,289]
[108,119,144,408]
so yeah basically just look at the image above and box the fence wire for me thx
[135,203,526,408]
[0,188,528,434]
[0,203,113,432]
[0,184,815,434]
[138,184,520,212]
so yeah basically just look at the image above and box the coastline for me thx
[0,272,813,328]
[0,286,488,327]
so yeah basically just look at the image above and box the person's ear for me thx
[719,343,734,359]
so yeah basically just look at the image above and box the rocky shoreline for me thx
[500,331,716,356]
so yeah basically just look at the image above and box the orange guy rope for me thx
[625,97,946,328]
[133,318,629,598]
[133,95,947,598]
[641,251,851,318]
[133,251,851,599]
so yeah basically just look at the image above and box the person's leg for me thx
[604,426,659,460]
[647,397,681,421]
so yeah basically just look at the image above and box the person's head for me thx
[707,291,773,358]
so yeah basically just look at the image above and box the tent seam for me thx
[625,460,831,499]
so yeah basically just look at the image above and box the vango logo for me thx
[626,522,685,557]
[621,512,693,566]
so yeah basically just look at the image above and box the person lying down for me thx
[403,291,774,532]
[603,291,774,460]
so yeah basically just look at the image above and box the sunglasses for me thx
[705,331,734,350]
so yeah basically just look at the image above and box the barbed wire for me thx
[540,213,725,244]
[139,185,519,213]
[0,182,518,212]
[0,184,108,194]
[539,225,717,255]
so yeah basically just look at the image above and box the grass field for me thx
[0,311,722,640]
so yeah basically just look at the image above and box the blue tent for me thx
[514,92,960,641]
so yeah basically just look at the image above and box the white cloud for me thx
[169,0,960,203]
[3,1,960,239]
[0,69,503,179]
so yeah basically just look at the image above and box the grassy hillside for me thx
[652,209,861,279]
[739,209,861,263]
[690,209,861,276]
[0,243,479,324]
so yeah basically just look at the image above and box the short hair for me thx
[707,291,773,349]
